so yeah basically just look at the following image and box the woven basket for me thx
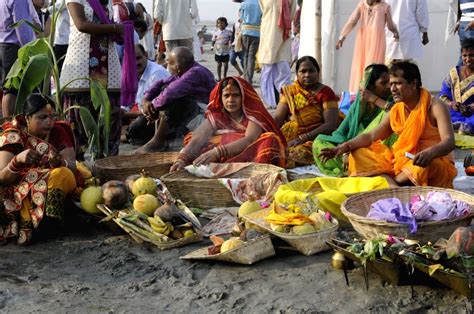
[341,186,474,243]
[94,152,179,182]
[160,163,285,209]
[180,234,275,265]
[243,208,339,256]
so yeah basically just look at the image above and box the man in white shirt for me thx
[154,0,198,53]
[48,0,70,74]
[385,0,429,62]
[125,44,170,145]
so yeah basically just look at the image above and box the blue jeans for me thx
[230,49,244,68]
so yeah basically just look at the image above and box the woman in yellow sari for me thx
[0,94,77,244]
[274,56,341,167]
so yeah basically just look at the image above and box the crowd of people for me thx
[0,0,473,243]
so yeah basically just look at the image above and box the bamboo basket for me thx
[96,203,202,250]
[160,163,285,209]
[180,234,275,265]
[341,187,474,243]
[94,152,179,182]
[243,208,339,256]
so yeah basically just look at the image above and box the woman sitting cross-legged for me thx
[170,77,287,172]
[0,94,77,244]
[273,56,342,168]
[313,64,396,176]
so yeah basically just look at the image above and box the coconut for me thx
[125,174,141,193]
[102,180,128,209]
[80,186,103,215]
[154,200,180,222]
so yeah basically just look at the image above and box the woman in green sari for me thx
[313,64,396,176]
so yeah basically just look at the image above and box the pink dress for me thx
[340,0,397,92]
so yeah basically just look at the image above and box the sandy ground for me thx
[1,43,474,313]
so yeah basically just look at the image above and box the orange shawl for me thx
[390,88,431,174]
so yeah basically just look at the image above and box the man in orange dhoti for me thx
[319,61,457,188]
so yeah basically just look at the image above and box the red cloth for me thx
[278,0,292,41]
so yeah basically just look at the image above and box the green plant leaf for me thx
[90,79,108,111]
[8,19,43,34]
[90,79,111,157]
[14,54,50,115]
[77,106,100,160]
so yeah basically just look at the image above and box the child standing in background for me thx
[212,17,233,81]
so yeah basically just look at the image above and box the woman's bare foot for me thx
[132,140,169,154]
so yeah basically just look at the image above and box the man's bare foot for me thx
[132,140,169,155]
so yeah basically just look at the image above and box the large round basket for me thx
[341,186,474,243]
[94,152,179,182]
[160,163,285,209]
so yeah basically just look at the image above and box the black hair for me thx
[461,39,474,51]
[295,56,320,73]
[389,61,422,88]
[366,64,389,88]
[136,2,147,13]
[24,93,55,116]
[220,77,239,90]
[136,43,146,55]
[216,17,228,27]
[133,19,147,32]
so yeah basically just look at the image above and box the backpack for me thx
[113,0,130,22]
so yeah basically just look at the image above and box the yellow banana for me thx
[76,161,93,179]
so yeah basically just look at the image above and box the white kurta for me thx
[385,0,429,60]
[257,0,296,64]
[154,0,198,41]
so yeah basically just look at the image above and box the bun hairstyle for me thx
[24,93,55,116]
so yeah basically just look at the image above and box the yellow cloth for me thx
[273,177,389,222]
[265,203,313,226]
[455,133,474,149]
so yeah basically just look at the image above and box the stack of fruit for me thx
[207,227,264,255]
[79,168,199,243]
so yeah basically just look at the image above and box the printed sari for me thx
[348,88,457,188]
[280,80,340,167]
[0,117,77,244]
[313,65,396,176]
[439,65,474,136]
[184,77,287,167]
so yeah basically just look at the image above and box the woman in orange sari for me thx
[170,77,287,171]
[274,56,341,167]
[0,94,77,244]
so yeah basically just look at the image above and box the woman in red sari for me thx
[170,77,287,171]
[0,94,77,244]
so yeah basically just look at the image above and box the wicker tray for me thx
[96,203,202,250]
[94,152,179,182]
[243,208,339,256]
[180,234,275,265]
[160,163,285,209]
[341,187,474,243]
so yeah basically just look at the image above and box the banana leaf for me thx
[8,19,42,34]
[90,80,111,157]
[14,54,50,115]
[4,39,50,91]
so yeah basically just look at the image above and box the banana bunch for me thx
[76,161,100,187]
[147,216,174,236]
[118,210,170,242]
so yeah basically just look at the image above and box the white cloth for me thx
[192,17,202,61]
[446,0,459,43]
[257,0,296,64]
[135,61,170,107]
[154,0,198,41]
[61,0,122,90]
[48,0,70,45]
[260,61,292,108]
[140,12,155,60]
[385,0,429,60]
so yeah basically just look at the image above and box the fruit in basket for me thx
[309,211,333,231]
[76,161,93,179]
[132,171,157,196]
[80,186,103,215]
[147,216,173,236]
[125,174,141,192]
[220,237,244,253]
[154,200,180,222]
[292,223,316,234]
[133,194,159,216]
[240,228,262,241]
[183,229,195,237]
[102,180,129,209]
[170,229,184,239]
[238,194,261,217]
[270,223,289,233]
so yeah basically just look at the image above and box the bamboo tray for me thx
[180,234,275,265]
[242,208,339,256]
[96,202,202,250]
